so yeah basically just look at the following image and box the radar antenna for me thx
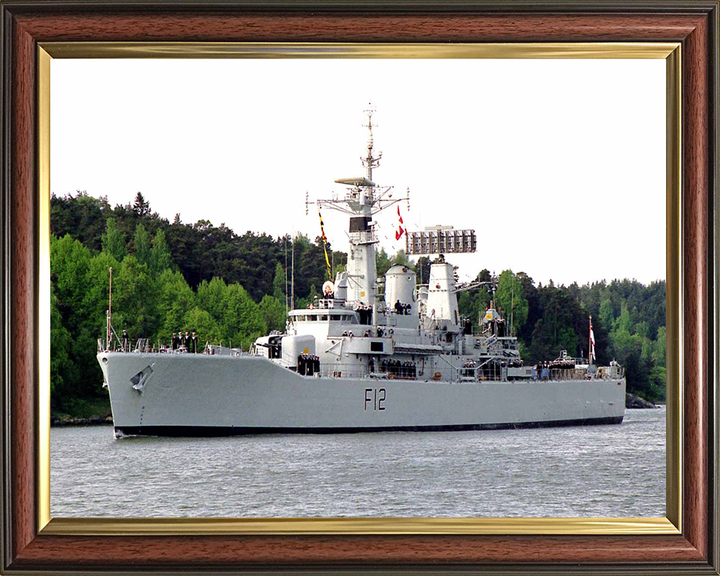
[311,106,408,217]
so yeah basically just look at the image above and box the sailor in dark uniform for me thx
[171,332,178,350]
[190,331,198,354]
[122,330,129,352]
[184,331,190,350]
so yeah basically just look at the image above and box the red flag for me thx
[395,206,406,241]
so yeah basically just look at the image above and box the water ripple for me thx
[51,407,665,518]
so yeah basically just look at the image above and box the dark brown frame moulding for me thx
[1,1,718,575]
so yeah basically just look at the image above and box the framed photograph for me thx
[1,2,717,574]
[48,54,668,522]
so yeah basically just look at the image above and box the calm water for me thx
[51,407,665,518]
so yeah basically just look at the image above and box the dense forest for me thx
[51,191,666,417]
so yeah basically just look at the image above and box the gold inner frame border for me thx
[37,41,682,537]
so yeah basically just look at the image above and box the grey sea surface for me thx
[51,407,665,518]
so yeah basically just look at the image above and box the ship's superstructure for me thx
[97,107,626,437]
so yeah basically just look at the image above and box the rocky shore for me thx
[625,393,659,409]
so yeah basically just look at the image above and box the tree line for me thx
[50,191,342,416]
[50,191,665,416]
[453,269,666,401]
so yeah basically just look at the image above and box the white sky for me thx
[51,58,666,287]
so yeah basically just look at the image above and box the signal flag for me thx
[395,206,407,241]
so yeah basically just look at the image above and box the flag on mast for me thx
[395,205,407,241]
[589,315,596,363]
[318,208,332,280]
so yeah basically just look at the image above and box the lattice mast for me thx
[309,105,409,312]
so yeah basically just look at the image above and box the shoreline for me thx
[52,404,661,428]
[51,415,112,427]
[625,393,660,409]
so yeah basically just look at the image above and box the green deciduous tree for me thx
[376,248,392,278]
[259,294,287,332]
[648,366,666,401]
[150,228,173,274]
[392,249,411,268]
[113,255,160,341]
[182,307,222,347]
[221,283,267,350]
[157,269,196,342]
[614,303,633,334]
[52,234,92,322]
[133,223,152,268]
[85,251,120,344]
[599,297,615,330]
[494,270,529,336]
[50,190,670,412]
[525,285,587,364]
[51,234,107,410]
[414,257,431,284]
[197,277,228,322]
[101,217,127,262]
[50,284,72,396]
[652,326,666,367]
[273,262,287,302]
[457,289,491,330]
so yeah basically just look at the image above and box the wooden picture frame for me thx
[1,2,718,574]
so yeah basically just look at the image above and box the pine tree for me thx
[133,192,151,217]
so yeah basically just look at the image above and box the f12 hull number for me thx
[364,388,386,411]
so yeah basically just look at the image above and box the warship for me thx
[98,108,626,437]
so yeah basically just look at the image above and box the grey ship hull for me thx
[99,352,626,437]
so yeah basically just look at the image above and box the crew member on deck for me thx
[190,331,198,353]
[464,318,472,335]
[122,330,129,352]
[171,332,178,350]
